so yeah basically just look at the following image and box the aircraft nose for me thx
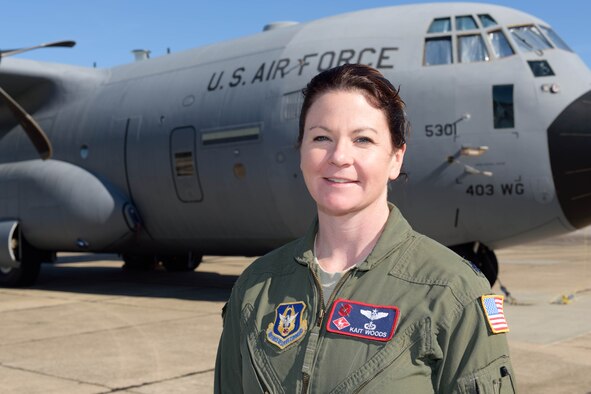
[547,90,591,229]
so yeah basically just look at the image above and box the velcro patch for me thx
[481,295,509,334]
[266,301,308,349]
[326,299,399,342]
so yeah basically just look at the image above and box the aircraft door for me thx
[169,127,203,202]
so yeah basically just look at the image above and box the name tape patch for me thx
[266,301,308,349]
[326,299,400,342]
[481,295,509,334]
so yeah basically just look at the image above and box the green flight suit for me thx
[215,206,516,393]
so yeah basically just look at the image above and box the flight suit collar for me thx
[293,220,318,267]
[293,203,413,271]
[361,204,412,271]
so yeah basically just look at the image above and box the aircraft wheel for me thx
[450,242,498,287]
[122,254,157,271]
[477,245,499,287]
[0,238,45,287]
[161,253,202,272]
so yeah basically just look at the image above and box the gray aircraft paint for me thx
[0,3,590,274]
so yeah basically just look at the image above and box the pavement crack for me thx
[0,361,109,389]
[98,368,216,393]
[0,314,200,348]
[1,361,215,393]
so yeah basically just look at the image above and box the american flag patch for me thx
[481,295,509,334]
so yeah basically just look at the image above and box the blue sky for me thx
[2,1,589,69]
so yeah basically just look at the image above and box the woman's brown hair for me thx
[298,63,409,150]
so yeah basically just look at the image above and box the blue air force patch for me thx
[266,301,308,349]
[326,299,400,342]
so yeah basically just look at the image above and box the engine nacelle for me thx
[0,220,19,268]
[0,160,137,252]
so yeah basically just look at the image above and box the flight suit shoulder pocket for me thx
[456,355,515,394]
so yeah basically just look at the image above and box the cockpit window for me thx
[488,30,514,58]
[456,15,478,31]
[423,13,518,66]
[509,25,552,52]
[540,26,572,52]
[528,60,555,77]
[424,37,452,65]
[458,34,489,63]
[478,14,497,28]
[428,17,452,33]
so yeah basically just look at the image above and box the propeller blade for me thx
[0,86,52,160]
[1,40,76,57]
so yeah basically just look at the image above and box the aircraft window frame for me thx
[423,14,509,66]
[478,14,497,28]
[457,33,490,63]
[428,17,452,33]
[539,25,572,52]
[424,36,453,66]
[492,85,515,129]
[488,29,515,58]
[508,25,553,53]
[170,126,204,203]
[528,60,555,77]
[456,15,478,31]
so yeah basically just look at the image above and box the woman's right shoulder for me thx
[234,238,304,289]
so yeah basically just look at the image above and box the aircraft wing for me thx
[0,57,104,132]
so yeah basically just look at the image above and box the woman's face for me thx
[300,90,405,217]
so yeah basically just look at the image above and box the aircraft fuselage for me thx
[1,3,590,264]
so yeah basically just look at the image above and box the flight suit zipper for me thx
[301,267,355,394]
[310,268,326,327]
[324,269,355,312]
[300,269,323,394]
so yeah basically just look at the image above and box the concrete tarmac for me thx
[0,229,590,393]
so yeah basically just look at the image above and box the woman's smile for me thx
[324,177,358,184]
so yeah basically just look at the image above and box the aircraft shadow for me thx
[28,254,239,302]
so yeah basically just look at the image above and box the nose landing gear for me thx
[449,242,498,286]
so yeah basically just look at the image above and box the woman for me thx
[215,64,515,393]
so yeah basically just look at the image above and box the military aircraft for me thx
[0,2,589,287]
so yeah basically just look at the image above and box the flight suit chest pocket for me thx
[329,317,438,393]
[241,303,305,394]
